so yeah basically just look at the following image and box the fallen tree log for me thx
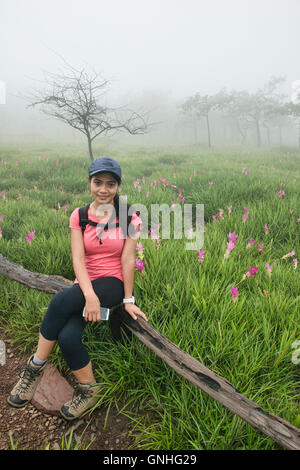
[0,253,299,450]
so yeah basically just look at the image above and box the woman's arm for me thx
[121,227,147,322]
[71,228,101,322]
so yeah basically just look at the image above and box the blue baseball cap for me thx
[89,157,122,184]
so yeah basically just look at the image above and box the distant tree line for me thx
[178,77,300,148]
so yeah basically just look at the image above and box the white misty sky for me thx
[1,0,300,101]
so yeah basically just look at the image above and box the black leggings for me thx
[40,277,124,371]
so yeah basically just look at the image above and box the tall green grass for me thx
[0,143,299,450]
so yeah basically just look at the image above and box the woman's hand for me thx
[124,303,148,322]
[84,293,101,322]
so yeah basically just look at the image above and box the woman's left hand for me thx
[124,303,148,322]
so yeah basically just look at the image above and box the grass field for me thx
[0,142,299,450]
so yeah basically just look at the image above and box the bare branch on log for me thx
[0,253,299,450]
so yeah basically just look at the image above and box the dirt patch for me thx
[0,332,146,451]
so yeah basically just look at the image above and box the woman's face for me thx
[90,172,119,206]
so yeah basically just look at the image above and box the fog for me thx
[1,0,300,148]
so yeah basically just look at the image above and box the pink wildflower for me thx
[278,189,285,199]
[197,249,206,264]
[242,265,258,280]
[265,263,274,276]
[228,232,238,243]
[258,243,264,254]
[230,286,239,302]
[135,258,146,273]
[227,205,232,214]
[25,230,36,244]
[246,238,255,249]
[293,258,298,270]
[209,181,213,188]
[282,250,295,259]
[265,224,269,234]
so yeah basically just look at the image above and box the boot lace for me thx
[16,364,41,394]
[70,385,95,410]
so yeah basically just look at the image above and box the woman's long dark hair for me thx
[113,192,136,237]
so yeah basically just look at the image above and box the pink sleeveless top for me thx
[69,206,142,283]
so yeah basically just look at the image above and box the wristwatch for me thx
[123,296,135,304]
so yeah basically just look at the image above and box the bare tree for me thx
[27,63,150,160]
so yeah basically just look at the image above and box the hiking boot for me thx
[7,355,47,408]
[60,382,101,421]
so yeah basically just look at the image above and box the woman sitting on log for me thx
[8,156,147,420]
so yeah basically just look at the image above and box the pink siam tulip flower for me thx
[135,258,146,273]
[146,191,149,197]
[137,185,142,192]
[246,238,255,249]
[212,215,217,223]
[173,173,177,178]
[242,207,248,222]
[17,194,22,199]
[197,249,206,264]
[136,242,144,253]
[282,250,295,259]
[64,205,69,211]
[230,286,239,302]
[242,265,258,280]
[278,189,285,199]
[224,240,236,259]
[289,209,293,216]
[216,209,224,220]
[178,188,183,194]
[170,200,175,206]
[265,263,274,276]
[265,224,269,234]
[228,232,238,243]
[193,170,197,176]
[188,177,192,182]
[0,216,3,221]
[142,177,145,183]
[150,228,160,241]
[293,258,298,270]
[25,230,36,244]
[208,181,214,188]
[258,243,264,254]
[227,205,232,214]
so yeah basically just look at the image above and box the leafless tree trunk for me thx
[27,63,150,161]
